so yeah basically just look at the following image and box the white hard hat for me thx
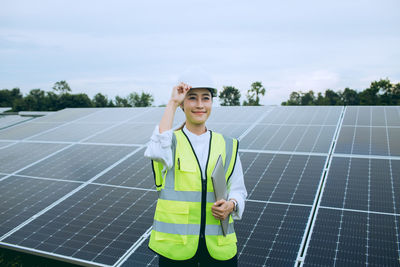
[177,66,217,97]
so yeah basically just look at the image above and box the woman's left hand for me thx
[211,199,234,220]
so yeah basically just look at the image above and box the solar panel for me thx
[241,152,326,204]
[240,125,335,153]
[0,143,67,174]
[18,144,135,182]
[0,115,32,129]
[0,141,16,148]
[94,148,155,189]
[29,122,115,142]
[320,157,400,213]
[85,123,156,145]
[303,209,400,266]
[3,186,156,266]
[0,122,63,140]
[0,105,399,267]
[0,176,80,236]
[33,108,100,123]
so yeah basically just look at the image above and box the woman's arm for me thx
[159,82,191,133]
[144,83,191,168]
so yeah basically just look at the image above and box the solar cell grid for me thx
[94,149,155,189]
[130,108,166,123]
[321,157,400,214]
[385,106,400,127]
[208,106,268,123]
[335,126,400,156]
[0,122,62,140]
[241,106,338,153]
[29,122,115,142]
[261,106,342,125]
[0,115,32,129]
[243,125,335,153]
[241,152,325,205]
[0,176,80,237]
[343,106,400,127]
[2,185,157,266]
[18,144,135,181]
[208,123,251,139]
[77,108,149,123]
[0,141,15,148]
[121,241,157,267]
[303,208,400,266]
[85,123,155,145]
[238,202,311,266]
[33,108,100,123]
[0,143,67,174]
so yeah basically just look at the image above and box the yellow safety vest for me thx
[149,129,239,261]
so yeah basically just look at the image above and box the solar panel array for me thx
[0,106,399,267]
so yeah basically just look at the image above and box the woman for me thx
[144,81,247,266]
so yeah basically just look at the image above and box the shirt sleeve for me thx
[144,125,174,169]
[227,154,247,220]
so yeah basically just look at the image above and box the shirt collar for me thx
[183,125,210,141]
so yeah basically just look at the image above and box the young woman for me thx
[144,82,247,266]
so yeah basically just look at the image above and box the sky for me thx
[1,0,399,106]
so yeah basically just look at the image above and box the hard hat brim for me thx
[189,87,217,97]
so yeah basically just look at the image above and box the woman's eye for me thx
[203,97,210,101]
[189,96,196,100]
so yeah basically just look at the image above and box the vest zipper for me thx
[181,129,212,241]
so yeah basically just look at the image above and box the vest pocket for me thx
[154,200,190,244]
[217,233,237,246]
[154,230,188,245]
[175,158,201,191]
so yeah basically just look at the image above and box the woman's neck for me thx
[185,122,207,136]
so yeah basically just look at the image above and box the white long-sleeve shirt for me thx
[144,125,247,220]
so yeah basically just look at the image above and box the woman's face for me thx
[182,88,212,126]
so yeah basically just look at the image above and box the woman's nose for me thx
[196,99,204,107]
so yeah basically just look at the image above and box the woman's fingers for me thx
[212,200,230,220]
[171,82,191,105]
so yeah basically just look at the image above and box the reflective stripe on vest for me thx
[149,129,239,261]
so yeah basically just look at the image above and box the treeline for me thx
[282,78,400,106]
[0,80,267,111]
[0,81,154,112]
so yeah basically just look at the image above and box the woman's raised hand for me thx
[171,82,191,106]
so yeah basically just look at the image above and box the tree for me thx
[301,91,316,105]
[59,93,92,108]
[393,82,400,105]
[128,92,154,107]
[114,96,131,107]
[371,78,393,105]
[324,89,342,105]
[93,93,109,107]
[243,81,265,106]
[24,89,47,111]
[219,86,241,106]
[45,91,60,111]
[282,91,301,105]
[341,88,359,105]
[0,88,23,108]
[315,92,328,105]
[52,80,71,94]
